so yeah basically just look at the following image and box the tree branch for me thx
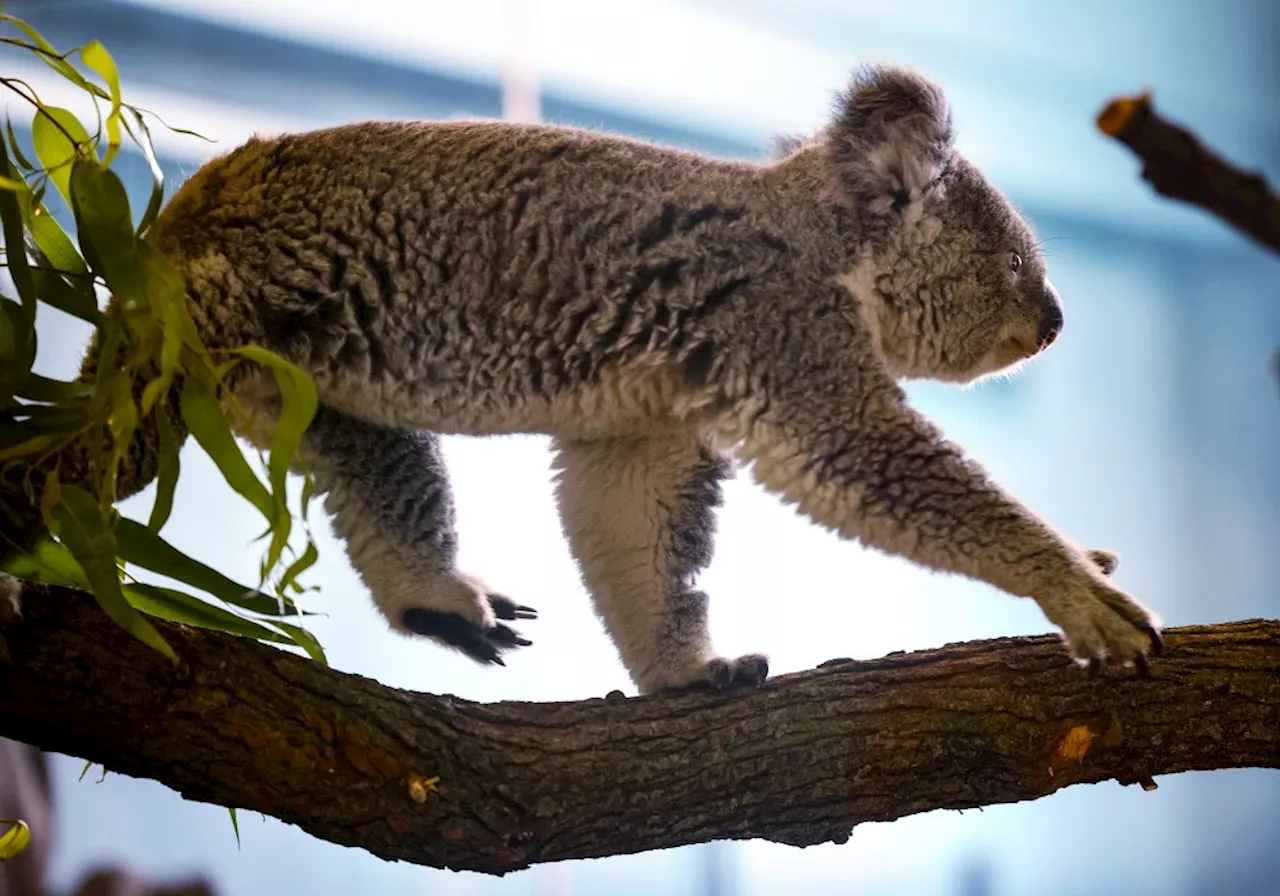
[1097,92,1280,255]
[1,585,1277,876]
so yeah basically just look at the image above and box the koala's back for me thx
[156,120,779,437]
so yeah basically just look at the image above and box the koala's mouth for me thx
[1002,334,1041,363]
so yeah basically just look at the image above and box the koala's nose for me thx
[1037,306,1063,350]
[1036,281,1064,350]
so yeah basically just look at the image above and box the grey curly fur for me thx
[12,64,1161,693]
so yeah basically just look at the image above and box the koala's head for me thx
[825,65,1063,384]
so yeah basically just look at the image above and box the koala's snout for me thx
[1036,281,1064,351]
[1037,306,1063,350]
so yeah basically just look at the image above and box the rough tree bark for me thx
[1,585,1277,876]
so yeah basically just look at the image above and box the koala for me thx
[5,64,1161,694]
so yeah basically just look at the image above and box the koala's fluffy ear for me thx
[827,65,954,215]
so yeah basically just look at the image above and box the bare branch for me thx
[1098,92,1280,255]
[1,585,1277,875]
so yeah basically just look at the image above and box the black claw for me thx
[487,622,533,649]
[488,594,538,621]
[1134,654,1153,679]
[1085,657,1103,677]
[1143,625,1164,656]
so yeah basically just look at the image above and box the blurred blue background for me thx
[4,0,1280,893]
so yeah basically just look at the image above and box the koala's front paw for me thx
[1087,549,1120,577]
[403,592,536,666]
[1038,572,1162,675]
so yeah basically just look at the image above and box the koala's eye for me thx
[1009,252,1023,274]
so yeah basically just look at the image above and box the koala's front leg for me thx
[725,298,1160,672]
[552,432,768,695]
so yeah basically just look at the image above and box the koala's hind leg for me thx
[552,432,768,695]
[300,406,535,664]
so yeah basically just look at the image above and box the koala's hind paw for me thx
[403,596,535,666]
[1087,549,1120,577]
[393,573,535,665]
[1040,575,1162,675]
[706,653,771,690]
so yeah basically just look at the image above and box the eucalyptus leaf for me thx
[179,375,274,523]
[278,540,318,596]
[30,267,100,323]
[230,345,318,575]
[0,533,90,591]
[124,108,165,235]
[269,619,328,665]
[113,516,302,617]
[68,161,143,307]
[17,373,89,403]
[50,485,176,661]
[24,189,90,276]
[122,582,293,645]
[147,406,179,532]
[5,116,35,169]
[0,141,36,313]
[80,41,122,164]
[0,299,35,407]
[1,15,93,90]
[30,106,90,207]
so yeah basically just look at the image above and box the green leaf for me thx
[229,346,318,577]
[5,115,35,169]
[228,808,241,850]
[122,582,293,645]
[113,516,302,617]
[80,41,122,165]
[0,141,36,314]
[25,191,90,276]
[147,407,179,532]
[0,173,27,191]
[0,432,57,463]
[0,819,31,861]
[49,484,176,661]
[68,161,142,306]
[278,540,318,595]
[123,108,165,236]
[269,619,327,665]
[0,533,90,591]
[30,267,100,324]
[136,240,190,370]
[31,106,91,207]
[179,375,274,523]
[14,372,88,403]
[0,298,36,407]
[1,15,94,92]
